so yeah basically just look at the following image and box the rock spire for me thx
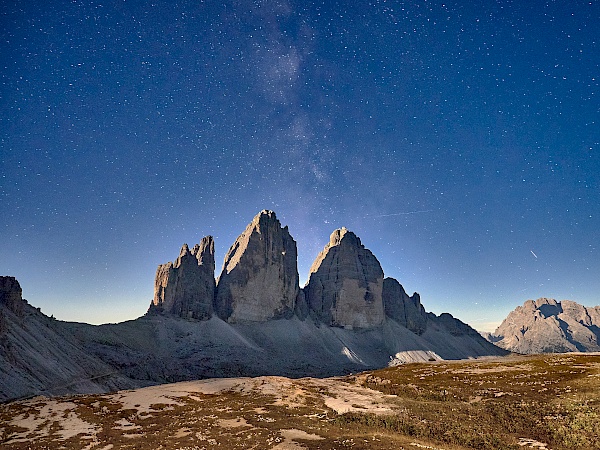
[215,210,299,322]
[304,227,385,328]
[382,277,427,334]
[150,236,215,320]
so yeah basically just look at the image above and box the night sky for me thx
[1,0,598,332]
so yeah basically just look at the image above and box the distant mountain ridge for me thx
[486,297,600,354]
[0,210,506,402]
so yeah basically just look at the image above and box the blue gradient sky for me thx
[1,0,598,332]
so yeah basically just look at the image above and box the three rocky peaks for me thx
[150,210,423,329]
[0,214,507,401]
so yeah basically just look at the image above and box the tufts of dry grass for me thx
[1,353,599,449]
[339,353,600,450]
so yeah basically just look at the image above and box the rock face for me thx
[304,228,385,329]
[150,236,215,320]
[0,276,24,317]
[215,210,299,322]
[430,312,482,337]
[382,277,427,334]
[0,276,141,401]
[0,211,513,401]
[489,298,600,354]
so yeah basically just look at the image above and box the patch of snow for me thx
[389,350,442,366]
[272,428,324,449]
[342,346,365,364]
[518,437,550,449]
[8,400,98,442]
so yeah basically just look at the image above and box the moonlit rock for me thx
[0,211,509,402]
[382,277,427,334]
[304,227,385,329]
[215,210,299,322]
[150,236,216,320]
[1,266,508,401]
[489,298,600,353]
[0,276,24,317]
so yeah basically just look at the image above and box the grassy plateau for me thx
[1,353,599,449]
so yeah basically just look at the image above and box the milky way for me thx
[1,0,598,331]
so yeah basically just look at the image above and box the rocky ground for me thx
[1,284,505,402]
[2,353,599,450]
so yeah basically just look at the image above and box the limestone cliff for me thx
[150,236,215,320]
[382,277,427,334]
[215,210,299,322]
[304,228,385,329]
[0,211,514,401]
[0,276,24,318]
[489,298,600,353]
[0,276,140,401]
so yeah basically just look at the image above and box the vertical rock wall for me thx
[151,236,215,320]
[0,276,24,317]
[148,211,431,332]
[382,277,427,334]
[215,210,299,322]
[304,228,385,329]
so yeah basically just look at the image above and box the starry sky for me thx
[1,0,598,332]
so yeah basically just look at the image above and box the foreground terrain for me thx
[2,353,599,450]
[1,287,505,403]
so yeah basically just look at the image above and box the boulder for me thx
[304,227,384,329]
[215,210,299,322]
[150,236,215,320]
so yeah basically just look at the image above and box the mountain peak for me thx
[489,298,600,353]
[0,276,25,317]
[215,211,299,322]
[305,227,385,329]
[327,227,359,247]
[150,236,215,320]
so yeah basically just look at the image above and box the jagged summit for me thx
[305,227,385,329]
[323,226,353,246]
[150,236,215,320]
[382,277,426,335]
[2,212,508,401]
[145,211,503,347]
[149,211,301,323]
[215,210,299,322]
[487,298,600,354]
[0,276,25,317]
[306,227,366,278]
